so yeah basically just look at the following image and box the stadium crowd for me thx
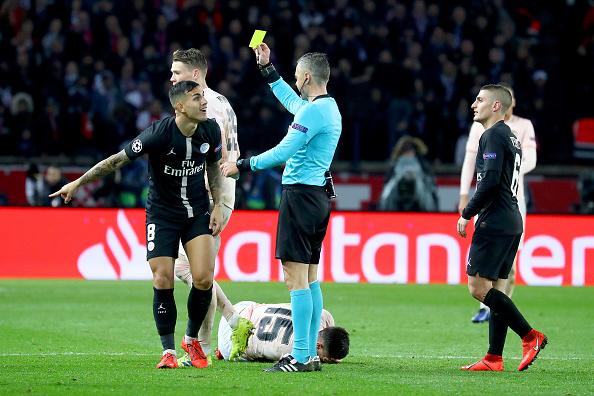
[1,0,593,207]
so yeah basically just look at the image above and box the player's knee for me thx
[470,289,483,301]
[153,273,174,289]
[468,285,485,301]
[192,276,213,290]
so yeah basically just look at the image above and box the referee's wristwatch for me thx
[236,157,252,173]
[259,62,281,84]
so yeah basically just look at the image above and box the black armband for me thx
[236,157,252,173]
[259,63,281,84]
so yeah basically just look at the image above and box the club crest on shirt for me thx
[483,152,496,160]
[131,139,143,153]
[200,143,210,153]
[510,136,521,149]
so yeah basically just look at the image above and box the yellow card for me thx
[249,30,267,48]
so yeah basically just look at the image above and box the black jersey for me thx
[462,120,523,235]
[124,116,222,218]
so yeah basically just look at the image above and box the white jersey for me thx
[203,87,239,207]
[238,302,334,361]
[461,115,537,203]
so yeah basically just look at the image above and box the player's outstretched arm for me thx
[49,150,131,204]
[206,161,226,236]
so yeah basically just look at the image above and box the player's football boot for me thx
[471,308,491,323]
[181,337,209,368]
[264,354,313,373]
[309,355,321,371]
[518,329,548,371]
[179,352,212,367]
[461,354,503,371]
[214,348,224,360]
[156,351,178,369]
[178,352,192,367]
[229,318,255,361]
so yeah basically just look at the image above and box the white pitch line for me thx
[369,354,591,361]
[0,352,154,357]
[0,352,590,361]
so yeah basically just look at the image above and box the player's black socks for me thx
[153,287,176,350]
[186,285,212,338]
[483,288,531,338]
[487,310,508,356]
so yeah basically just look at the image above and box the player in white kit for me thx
[169,49,254,358]
[215,300,349,365]
[459,83,537,323]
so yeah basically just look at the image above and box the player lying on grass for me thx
[175,255,349,369]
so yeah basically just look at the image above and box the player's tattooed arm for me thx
[79,150,131,185]
[207,161,227,235]
[206,160,225,205]
[49,150,131,204]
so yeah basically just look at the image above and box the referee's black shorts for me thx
[276,184,331,264]
[467,232,522,281]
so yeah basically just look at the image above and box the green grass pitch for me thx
[0,280,592,395]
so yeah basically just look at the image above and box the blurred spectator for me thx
[24,163,43,206]
[575,172,594,214]
[0,0,590,170]
[40,165,69,207]
[9,92,36,156]
[379,135,438,211]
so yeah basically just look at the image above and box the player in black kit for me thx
[50,81,226,369]
[457,84,547,372]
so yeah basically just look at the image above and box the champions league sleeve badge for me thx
[131,139,143,153]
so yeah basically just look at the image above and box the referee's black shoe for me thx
[264,354,312,372]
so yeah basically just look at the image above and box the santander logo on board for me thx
[71,211,593,286]
[77,210,152,280]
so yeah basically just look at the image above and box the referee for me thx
[221,42,341,373]
[457,84,547,372]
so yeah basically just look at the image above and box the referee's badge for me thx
[200,143,210,153]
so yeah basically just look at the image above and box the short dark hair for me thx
[168,80,199,106]
[172,48,208,71]
[497,81,514,97]
[320,326,350,360]
[480,84,512,113]
[297,52,330,84]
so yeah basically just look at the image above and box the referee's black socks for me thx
[153,287,177,351]
[186,285,213,338]
[483,288,532,338]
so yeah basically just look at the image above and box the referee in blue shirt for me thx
[221,42,341,373]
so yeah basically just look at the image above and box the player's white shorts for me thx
[217,301,255,360]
